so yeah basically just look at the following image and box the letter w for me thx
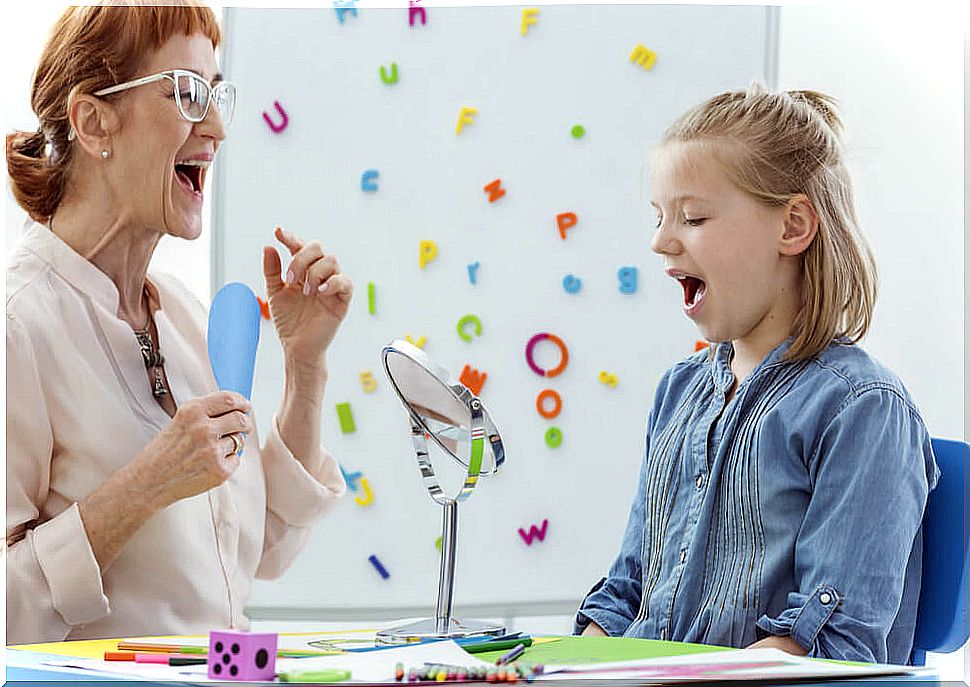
[518,519,549,546]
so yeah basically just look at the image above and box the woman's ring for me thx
[226,433,243,457]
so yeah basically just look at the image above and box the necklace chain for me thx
[134,287,169,398]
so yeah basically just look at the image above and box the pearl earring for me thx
[101,150,109,159]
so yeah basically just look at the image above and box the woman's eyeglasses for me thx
[92,69,236,126]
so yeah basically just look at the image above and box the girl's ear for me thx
[779,194,819,256]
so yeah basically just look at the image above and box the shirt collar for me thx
[711,336,795,391]
[22,221,122,315]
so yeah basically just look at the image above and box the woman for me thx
[6,2,350,644]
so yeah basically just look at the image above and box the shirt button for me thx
[695,474,705,489]
[819,592,832,605]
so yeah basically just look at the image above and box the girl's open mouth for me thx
[680,275,707,316]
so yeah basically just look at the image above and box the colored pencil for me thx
[461,637,533,654]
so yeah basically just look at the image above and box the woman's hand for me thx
[77,391,253,570]
[262,226,353,370]
[131,391,253,508]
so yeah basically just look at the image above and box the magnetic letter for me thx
[629,43,657,70]
[262,101,289,133]
[368,554,390,578]
[598,370,619,388]
[518,519,549,544]
[460,365,487,396]
[562,274,582,294]
[336,402,356,433]
[334,0,359,24]
[544,427,563,449]
[379,63,399,84]
[361,169,379,192]
[340,464,363,492]
[360,370,377,393]
[405,334,427,349]
[525,333,570,377]
[618,266,638,294]
[457,315,483,343]
[409,0,427,26]
[355,477,374,506]
[419,240,438,269]
[520,8,539,35]
[536,389,562,420]
[557,212,578,239]
[456,107,478,135]
[483,179,506,203]
[468,261,480,285]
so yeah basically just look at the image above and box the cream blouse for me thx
[6,222,346,644]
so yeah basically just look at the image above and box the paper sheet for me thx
[274,640,492,682]
[43,639,491,683]
[540,647,926,682]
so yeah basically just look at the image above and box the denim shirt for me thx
[575,337,939,665]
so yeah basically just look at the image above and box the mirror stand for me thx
[376,498,504,644]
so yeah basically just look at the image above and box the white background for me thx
[215,2,773,615]
[3,0,966,679]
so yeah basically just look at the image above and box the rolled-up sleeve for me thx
[255,413,346,579]
[6,315,110,645]
[756,387,939,663]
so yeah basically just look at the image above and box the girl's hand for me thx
[262,226,353,369]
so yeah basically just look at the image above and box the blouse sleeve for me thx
[755,386,939,663]
[255,414,347,579]
[5,314,110,645]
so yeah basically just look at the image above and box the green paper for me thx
[473,636,730,666]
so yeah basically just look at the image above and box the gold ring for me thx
[227,433,243,457]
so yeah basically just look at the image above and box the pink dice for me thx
[207,630,277,681]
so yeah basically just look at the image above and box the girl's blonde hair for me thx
[661,81,877,361]
[5,1,222,225]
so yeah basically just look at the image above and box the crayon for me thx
[461,637,532,654]
[169,657,209,666]
[495,643,526,665]
[104,651,136,661]
[278,668,353,683]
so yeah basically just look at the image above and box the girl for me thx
[574,83,938,665]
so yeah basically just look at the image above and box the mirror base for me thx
[375,618,506,645]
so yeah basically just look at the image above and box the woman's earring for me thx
[101,150,110,159]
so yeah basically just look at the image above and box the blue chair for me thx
[911,437,970,665]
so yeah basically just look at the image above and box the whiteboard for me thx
[212,4,777,615]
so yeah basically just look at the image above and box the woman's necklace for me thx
[132,287,169,398]
[46,216,169,398]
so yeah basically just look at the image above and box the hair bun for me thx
[787,89,844,138]
[9,130,47,160]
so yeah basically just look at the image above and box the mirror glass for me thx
[384,348,473,465]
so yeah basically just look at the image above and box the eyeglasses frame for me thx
[67,69,234,141]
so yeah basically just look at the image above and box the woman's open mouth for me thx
[174,159,208,200]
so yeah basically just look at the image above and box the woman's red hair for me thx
[6,1,222,224]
